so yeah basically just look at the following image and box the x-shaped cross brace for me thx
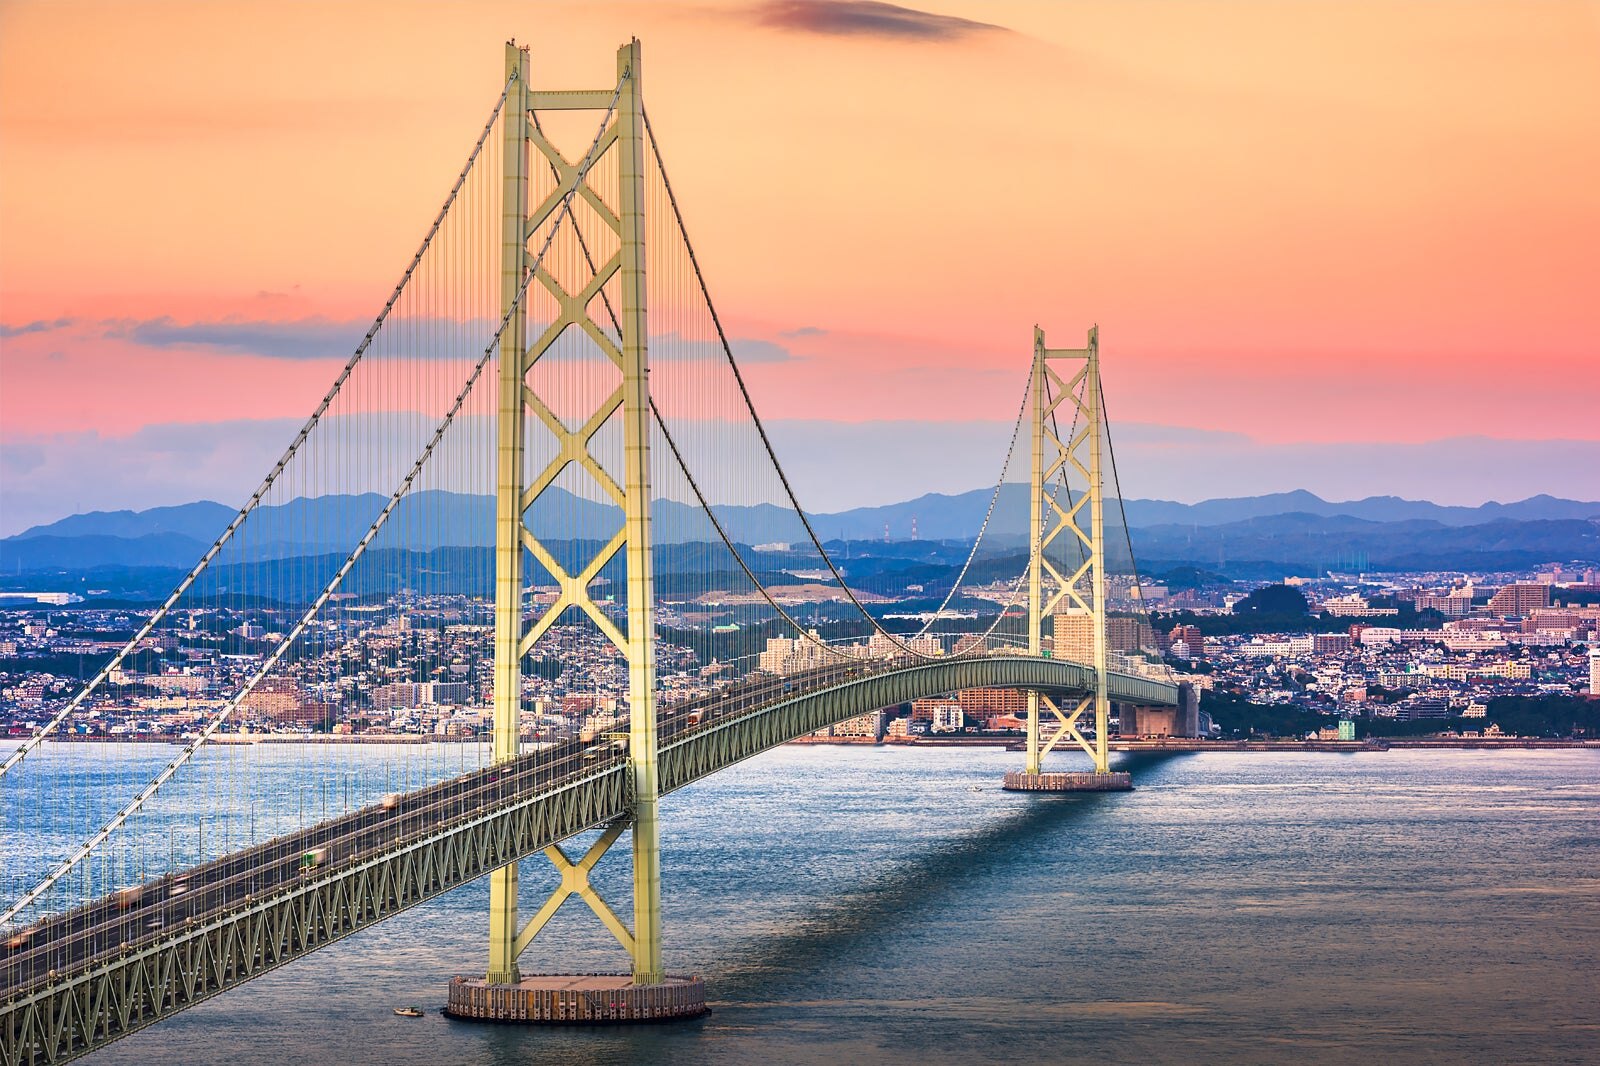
[513,817,634,958]
[1040,694,1096,760]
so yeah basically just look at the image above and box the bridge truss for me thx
[0,656,1171,1064]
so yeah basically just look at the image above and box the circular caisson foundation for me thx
[443,973,707,1024]
[1001,770,1133,792]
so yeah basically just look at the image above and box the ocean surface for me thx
[38,745,1600,1065]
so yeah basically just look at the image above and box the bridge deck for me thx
[0,654,1174,1064]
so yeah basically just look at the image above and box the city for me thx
[4,560,1596,748]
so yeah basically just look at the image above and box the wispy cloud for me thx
[731,337,800,363]
[0,314,365,359]
[0,317,76,338]
[779,325,828,338]
[122,316,364,359]
[646,333,801,363]
[2,315,804,366]
[755,1,1009,41]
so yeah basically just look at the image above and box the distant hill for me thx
[1130,514,1600,576]
[1119,490,1600,528]
[3,489,1597,577]
[8,501,237,543]
[800,488,1600,541]
[0,490,813,573]
[0,532,214,570]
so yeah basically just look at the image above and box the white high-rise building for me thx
[759,631,832,676]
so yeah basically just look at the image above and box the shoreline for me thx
[15,733,1597,752]
[790,736,1600,752]
[15,733,486,745]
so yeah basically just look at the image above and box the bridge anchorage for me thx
[0,36,1179,1060]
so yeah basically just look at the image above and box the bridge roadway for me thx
[0,651,1175,1064]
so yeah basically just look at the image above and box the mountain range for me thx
[3,489,1597,579]
[807,488,1600,541]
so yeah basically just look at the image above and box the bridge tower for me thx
[1004,326,1133,792]
[448,39,706,1023]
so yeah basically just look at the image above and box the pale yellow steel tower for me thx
[615,38,663,985]
[483,39,671,992]
[1025,330,1045,775]
[487,41,531,987]
[1009,326,1125,790]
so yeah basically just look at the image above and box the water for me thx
[45,746,1600,1064]
[1,740,497,921]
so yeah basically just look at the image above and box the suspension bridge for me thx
[0,40,1179,1063]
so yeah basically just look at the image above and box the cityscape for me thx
[3,561,1598,749]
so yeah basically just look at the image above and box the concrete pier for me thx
[1002,770,1133,792]
[443,973,707,1024]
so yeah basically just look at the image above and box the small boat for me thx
[393,1006,424,1018]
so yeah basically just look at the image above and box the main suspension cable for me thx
[644,107,964,658]
[648,401,857,658]
[905,374,1032,637]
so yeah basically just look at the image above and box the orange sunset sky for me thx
[1,0,1597,532]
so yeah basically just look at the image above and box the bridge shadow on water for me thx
[707,750,1188,1004]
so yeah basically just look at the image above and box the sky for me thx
[2,0,1598,534]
